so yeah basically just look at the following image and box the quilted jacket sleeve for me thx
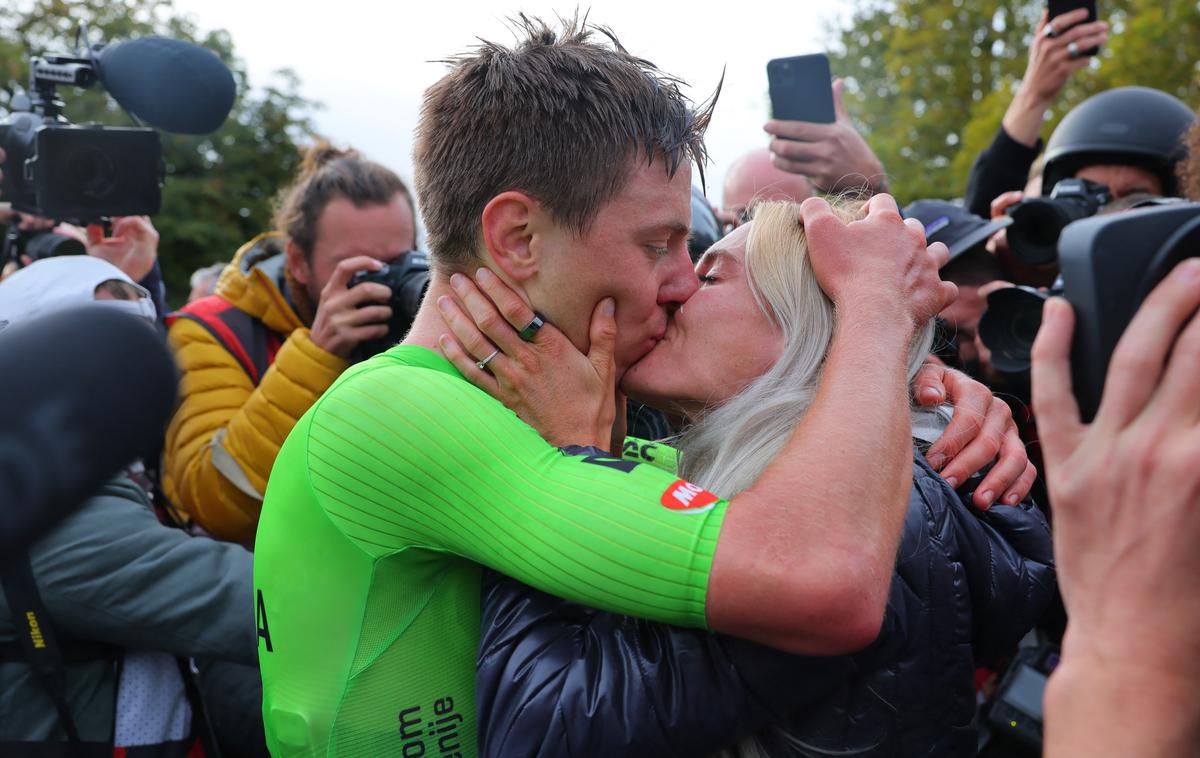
[911,459,1056,666]
[476,570,858,758]
[162,318,347,545]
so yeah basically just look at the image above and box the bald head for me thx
[722,147,814,217]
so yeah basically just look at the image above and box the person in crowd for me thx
[963,8,1109,217]
[253,16,1034,756]
[0,206,168,325]
[763,78,888,195]
[721,146,813,226]
[0,256,255,756]
[451,200,1054,756]
[984,85,1194,290]
[903,199,1011,372]
[1178,107,1200,200]
[1032,258,1200,756]
[188,261,228,303]
[161,142,416,545]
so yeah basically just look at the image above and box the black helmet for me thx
[1042,86,1195,197]
[689,186,722,263]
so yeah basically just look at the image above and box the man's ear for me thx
[284,239,310,286]
[481,191,545,283]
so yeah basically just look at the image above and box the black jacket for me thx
[476,454,1055,757]
[963,126,1044,218]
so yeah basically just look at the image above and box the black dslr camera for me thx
[0,29,162,222]
[0,228,85,266]
[977,282,1062,382]
[348,251,431,360]
[981,201,1200,414]
[979,644,1060,757]
[1006,178,1112,266]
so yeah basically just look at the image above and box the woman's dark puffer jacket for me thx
[476,453,1056,757]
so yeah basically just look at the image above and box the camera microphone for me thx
[0,305,178,556]
[98,36,237,135]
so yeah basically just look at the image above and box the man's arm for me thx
[963,9,1107,215]
[31,480,257,665]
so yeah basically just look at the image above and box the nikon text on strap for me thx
[1,549,84,747]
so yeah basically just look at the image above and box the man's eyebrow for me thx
[634,221,690,237]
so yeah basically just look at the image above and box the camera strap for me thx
[1,549,84,748]
[167,296,279,385]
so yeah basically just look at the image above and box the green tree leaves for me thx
[827,0,1200,203]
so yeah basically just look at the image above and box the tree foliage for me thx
[826,0,1200,203]
[1,0,318,304]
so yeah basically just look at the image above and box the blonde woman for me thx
[445,200,1055,756]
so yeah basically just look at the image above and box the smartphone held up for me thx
[767,53,835,124]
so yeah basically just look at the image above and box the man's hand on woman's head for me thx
[915,363,1036,509]
[437,268,620,452]
[800,194,957,332]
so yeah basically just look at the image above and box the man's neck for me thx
[402,273,457,354]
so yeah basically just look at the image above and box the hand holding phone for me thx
[767,54,835,124]
[764,69,887,196]
[1046,0,1102,57]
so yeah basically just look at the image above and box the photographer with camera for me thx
[162,141,417,546]
[970,87,1194,389]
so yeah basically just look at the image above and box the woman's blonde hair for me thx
[685,200,941,757]
[678,198,940,515]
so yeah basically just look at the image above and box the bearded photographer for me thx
[161,141,417,545]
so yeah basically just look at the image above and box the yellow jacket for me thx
[162,234,348,545]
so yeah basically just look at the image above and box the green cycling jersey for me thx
[253,345,727,756]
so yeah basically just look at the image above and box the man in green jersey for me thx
[254,15,1030,756]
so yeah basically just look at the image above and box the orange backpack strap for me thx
[167,296,279,385]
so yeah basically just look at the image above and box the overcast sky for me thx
[172,0,851,211]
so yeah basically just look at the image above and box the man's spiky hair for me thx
[413,12,720,269]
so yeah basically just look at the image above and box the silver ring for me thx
[518,312,546,342]
[476,349,500,371]
[1067,40,1080,58]
[1043,22,1056,38]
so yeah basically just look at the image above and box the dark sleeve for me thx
[476,570,858,758]
[963,126,1044,217]
[914,463,1056,666]
[137,260,168,333]
[30,484,257,665]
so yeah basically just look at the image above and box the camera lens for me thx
[67,145,117,199]
[1008,201,1071,267]
[978,286,1051,376]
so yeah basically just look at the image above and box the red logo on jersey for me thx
[661,480,719,513]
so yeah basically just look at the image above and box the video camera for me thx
[980,201,1200,419]
[0,23,235,263]
[348,251,431,361]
